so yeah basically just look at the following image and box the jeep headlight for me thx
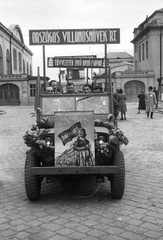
[98,135,107,144]
[43,136,54,146]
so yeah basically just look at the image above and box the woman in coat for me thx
[137,90,146,114]
[117,88,127,120]
[145,86,157,119]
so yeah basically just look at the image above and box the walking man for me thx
[145,86,157,119]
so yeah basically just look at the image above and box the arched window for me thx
[18,52,22,72]
[0,45,3,74]
[30,64,32,75]
[6,49,10,74]
[13,48,17,70]
[27,62,29,74]
[23,59,25,73]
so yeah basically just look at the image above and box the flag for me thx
[58,122,81,146]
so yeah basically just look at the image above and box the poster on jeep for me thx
[55,111,95,166]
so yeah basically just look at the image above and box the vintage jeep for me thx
[24,90,128,201]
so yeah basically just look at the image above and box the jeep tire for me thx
[25,149,41,201]
[110,150,125,199]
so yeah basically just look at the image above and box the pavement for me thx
[0,102,163,240]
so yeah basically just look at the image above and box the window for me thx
[146,41,148,59]
[13,48,17,70]
[30,64,32,75]
[67,69,73,79]
[135,60,137,72]
[6,49,10,74]
[139,45,141,62]
[27,62,29,74]
[23,59,25,73]
[134,45,137,53]
[67,68,85,80]
[18,52,22,72]
[0,45,3,74]
[30,84,36,97]
[142,43,145,60]
[30,84,44,97]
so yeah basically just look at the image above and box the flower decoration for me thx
[36,117,54,129]
[94,118,129,153]
[23,117,129,166]
[23,126,54,150]
[108,128,129,150]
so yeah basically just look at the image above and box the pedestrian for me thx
[46,86,53,94]
[137,90,146,114]
[49,80,61,94]
[117,88,127,120]
[145,86,157,119]
[153,87,158,108]
[65,83,78,94]
[92,85,103,93]
[161,92,163,105]
[83,84,92,93]
[113,89,120,102]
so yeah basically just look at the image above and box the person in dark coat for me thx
[153,87,158,109]
[117,88,127,120]
[137,90,146,114]
[113,89,120,102]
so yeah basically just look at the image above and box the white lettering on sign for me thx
[91,60,103,67]
[32,31,60,44]
[83,60,91,66]
[54,59,74,66]
[47,57,106,68]
[109,30,117,42]
[62,30,107,43]
[29,29,120,45]
[75,59,82,66]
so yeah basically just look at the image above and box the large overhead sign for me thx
[29,28,120,45]
[54,55,97,58]
[47,57,109,68]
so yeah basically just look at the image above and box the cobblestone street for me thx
[0,103,163,240]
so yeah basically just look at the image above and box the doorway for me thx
[124,80,145,101]
[0,83,20,105]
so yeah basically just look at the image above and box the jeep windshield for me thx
[41,94,109,115]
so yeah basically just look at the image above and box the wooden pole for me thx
[43,45,46,91]
[86,68,88,84]
[105,44,107,91]
[108,66,114,115]
[105,44,113,115]
[34,67,41,121]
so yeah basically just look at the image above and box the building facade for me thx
[131,8,163,95]
[0,22,40,106]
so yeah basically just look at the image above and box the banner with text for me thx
[29,28,120,45]
[47,57,109,68]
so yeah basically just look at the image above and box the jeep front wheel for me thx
[110,150,125,199]
[25,149,41,201]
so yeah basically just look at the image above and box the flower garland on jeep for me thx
[94,119,129,151]
[23,122,54,166]
[23,114,129,166]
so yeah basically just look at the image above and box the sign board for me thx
[47,57,109,68]
[55,111,95,166]
[54,55,97,58]
[29,28,120,45]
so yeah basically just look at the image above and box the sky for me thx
[0,0,163,80]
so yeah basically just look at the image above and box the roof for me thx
[8,24,24,44]
[132,8,163,43]
[0,22,33,56]
[106,52,133,59]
